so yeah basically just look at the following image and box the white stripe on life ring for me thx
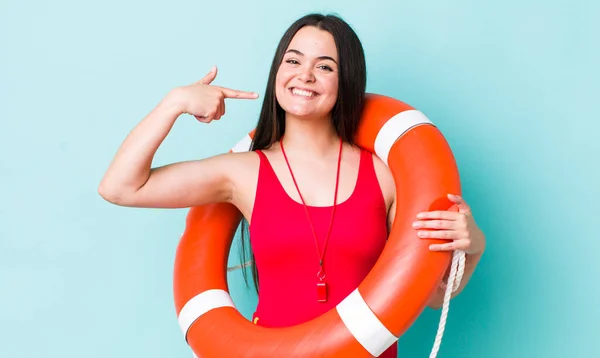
[336,288,398,357]
[374,110,433,165]
[232,134,252,153]
[178,289,236,339]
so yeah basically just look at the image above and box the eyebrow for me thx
[285,49,338,64]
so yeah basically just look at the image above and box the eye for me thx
[318,65,333,72]
[286,59,299,65]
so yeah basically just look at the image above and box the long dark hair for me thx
[237,13,367,293]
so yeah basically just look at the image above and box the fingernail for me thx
[412,221,421,228]
[417,213,425,219]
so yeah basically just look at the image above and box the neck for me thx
[281,114,340,157]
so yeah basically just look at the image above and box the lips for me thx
[289,87,318,98]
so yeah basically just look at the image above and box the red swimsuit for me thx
[249,148,397,357]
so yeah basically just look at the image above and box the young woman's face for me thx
[275,26,339,120]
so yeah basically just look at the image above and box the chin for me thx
[283,105,332,120]
[282,105,318,118]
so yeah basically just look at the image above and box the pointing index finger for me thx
[217,86,259,99]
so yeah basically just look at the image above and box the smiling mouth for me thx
[289,87,318,98]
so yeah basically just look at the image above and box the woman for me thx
[98,13,486,357]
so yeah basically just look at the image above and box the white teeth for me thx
[291,88,316,97]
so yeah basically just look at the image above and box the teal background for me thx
[1,0,597,357]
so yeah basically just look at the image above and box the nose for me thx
[297,65,315,83]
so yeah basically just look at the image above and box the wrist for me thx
[163,87,188,115]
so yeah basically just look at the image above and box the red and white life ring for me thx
[173,93,461,357]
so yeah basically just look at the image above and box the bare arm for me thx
[385,195,478,310]
[98,66,258,208]
[377,153,485,310]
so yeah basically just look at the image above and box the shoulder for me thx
[218,150,261,203]
[220,150,260,175]
[371,152,395,209]
[197,150,260,190]
[201,149,259,169]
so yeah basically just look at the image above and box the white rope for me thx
[429,249,466,358]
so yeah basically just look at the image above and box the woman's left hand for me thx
[412,194,486,255]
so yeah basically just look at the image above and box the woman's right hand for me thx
[171,66,259,123]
